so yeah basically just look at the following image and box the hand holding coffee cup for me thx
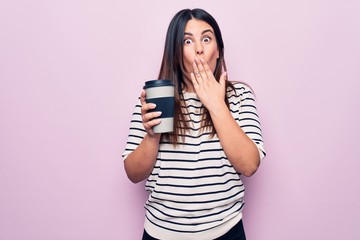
[140,90,162,136]
[143,79,175,133]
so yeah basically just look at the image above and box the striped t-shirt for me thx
[122,82,266,240]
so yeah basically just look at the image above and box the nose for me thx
[196,49,204,55]
[196,44,204,55]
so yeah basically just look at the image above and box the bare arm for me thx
[124,90,162,183]
[191,58,260,176]
[124,134,161,183]
[207,101,260,176]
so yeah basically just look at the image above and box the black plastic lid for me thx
[143,79,174,89]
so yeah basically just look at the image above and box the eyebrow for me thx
[184,29,214,36]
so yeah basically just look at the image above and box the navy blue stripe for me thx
[129,127,146,132]
[227,91,252,99]
[260,149,267,156]
[147,178,240,189]
[155,171,239,180]
[177,119,204,124]
[240,104,257,109]
[128,134,144,139]
[236,117,261,124]
[154,164,233,171]
[229,101,241,107]
[240,124,262,131]
[125,141,139,146]
[245,131,262,136]
[181,104,203,109]
[182,111,203,117]
[175,125,210,132]
[232,111,259,118]
[153,184,243,197]
[160,139,219,146]
[178,132,212,139]
[158,156,228,163]
[239,111,259,117]
[240,97,255,102]
[124,148,136,152]
[180,97,201,103]
[150,188,244,204]
[158,148,223,155]
[130,120,142,123]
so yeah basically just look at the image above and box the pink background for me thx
[1,0,359,239]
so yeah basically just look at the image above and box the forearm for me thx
[124,134,161,183]
[209,103,260,177]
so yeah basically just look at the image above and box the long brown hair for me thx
[158,8,235,143]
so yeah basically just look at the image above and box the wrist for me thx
[145,133,161,143]
[208,101,228,117]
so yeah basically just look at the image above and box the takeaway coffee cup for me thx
[143,79,175,133]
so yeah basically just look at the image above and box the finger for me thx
[200,58,213,79]
[147,118,162,128]
[143,111,162,123]
[195,58,208,80]
[190,72,200,90]
[146,120,162,136]
[141,102,157,116]
[140,90,149,115]
[142,111,162,135]
[147,118,162,137]
[144,117,162,132]
[140,90,146,105]
[193,60,201,80]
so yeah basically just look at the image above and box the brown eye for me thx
[202,37,211,43]
[184,39,193,45]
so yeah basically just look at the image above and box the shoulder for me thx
[227,81,255,99]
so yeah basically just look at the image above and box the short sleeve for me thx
[230,83,266,160]
[122,98,146,161]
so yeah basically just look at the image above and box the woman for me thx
[123,8,266,240]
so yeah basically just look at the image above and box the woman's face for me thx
[182,19,219,81]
